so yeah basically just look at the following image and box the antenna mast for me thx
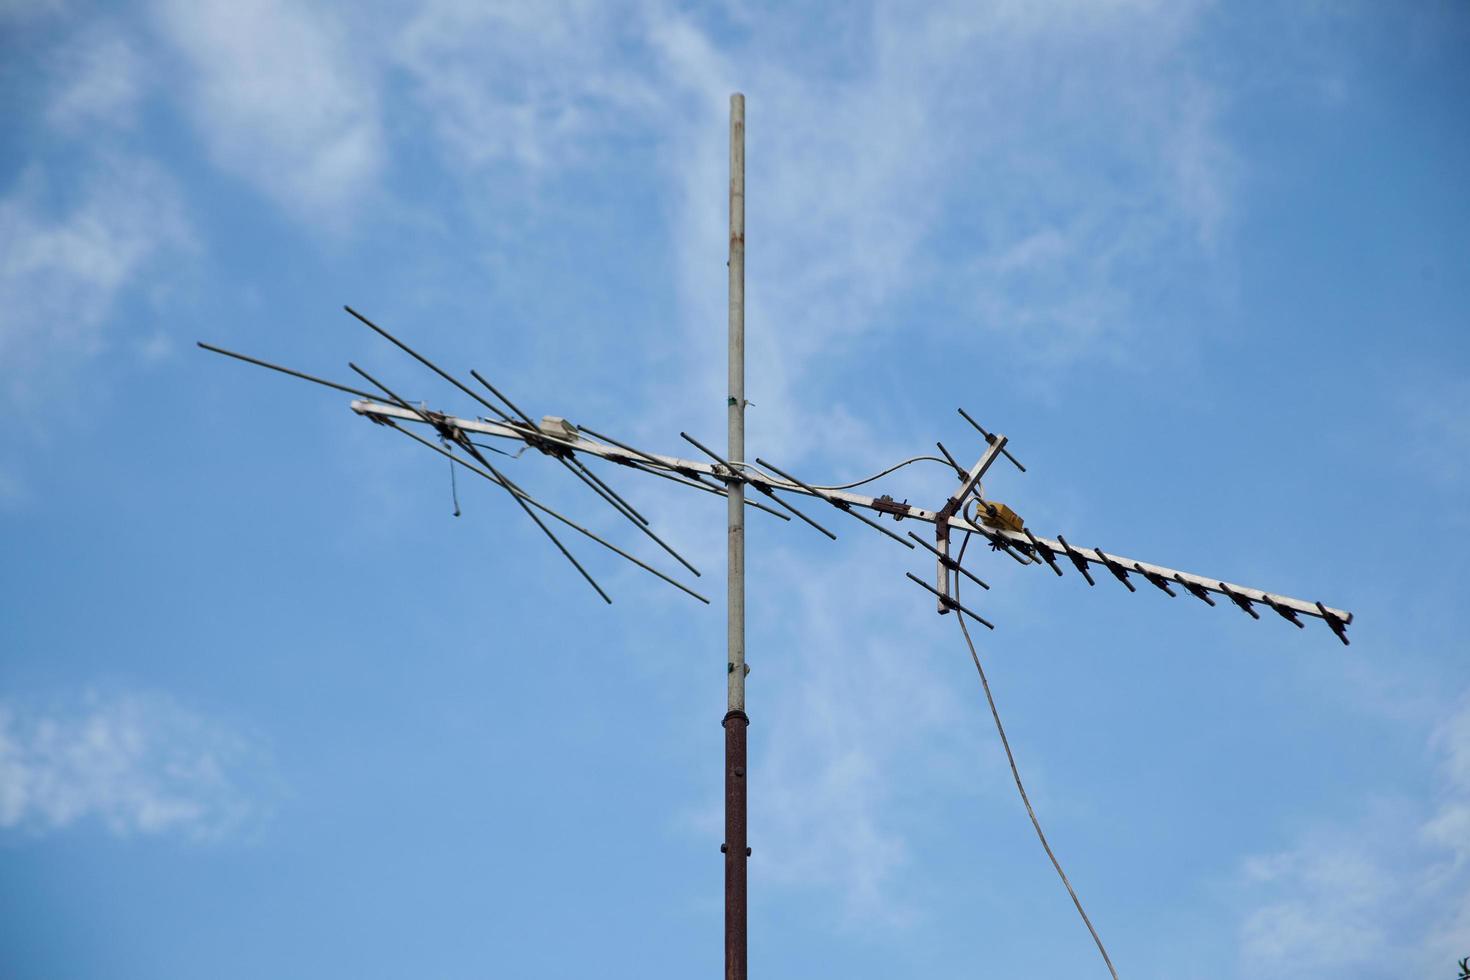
[199,91,1356,977]
[724,91,749,980]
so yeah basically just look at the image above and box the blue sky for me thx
[2,1,1468,977]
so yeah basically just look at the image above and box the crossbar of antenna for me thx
[576,423,795,519]
[348,400,1353,632]
[755,457,913,549]
[679,432,836,540]
[349,364,612,604]
[620,459,793,522]
[949,434,1010,510]
[379,418,709,605]
[464,369,658,530]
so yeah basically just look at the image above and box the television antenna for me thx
[201,94,1353,978]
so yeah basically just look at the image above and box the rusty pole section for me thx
[724,91,749,980]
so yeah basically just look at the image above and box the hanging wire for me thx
[735,454,952,491]
[469,440,526,458]
[953,531,1120,980]
[445,443,462,517]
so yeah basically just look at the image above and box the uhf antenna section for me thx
[198,322,1352,645]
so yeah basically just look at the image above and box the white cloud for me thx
[634,0,1233,467]
[150,0,383,224]
[0,156,192,409]
[0,690,272,840]
[1235,693,1470,978]
[248,0,1233,434]
[46,28,146,132]
[392,0,660,175]
[1401,372,1470,526]
[0,0,62,23]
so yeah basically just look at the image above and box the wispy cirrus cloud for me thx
[44,26,147,133]
[391,0,661,176]
[635,0,1232,466]
[0,690,273,841]
[150,0,383,225]
[1400,371,1470,526]
[0,155,193,410]
[1235,692,1470,977]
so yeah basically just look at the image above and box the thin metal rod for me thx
[343,306,516,422]
[379,419,709,605]
[681,432,835,540]
[460,371,693,573]
[935,441,968,481]
[1219,582,1261,619]
[579,425,786,519]
[1094,546,1137,593]
[594,485,700,578]
[1056,534,1097,586]
[465,369,653,526]
[1175,573,1217,606]
[578,425,708,476]
[905,572,995,629]
[197,342,387,402]
[621,459,792,522]
[907,531,990,590]
[1023,528,1065,577]
[1316,601,1351,646]
[468,367,654,525]
[755,457,914,549]
[468,369,536,428]
[957,407,1025,473]
[350,363,612,604]
[550,452,655,537]
[568,456,650,525]
[1133,562,1177,597]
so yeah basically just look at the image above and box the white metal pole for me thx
[728,97,746,713]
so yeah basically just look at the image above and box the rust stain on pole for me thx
[724,708,749,980]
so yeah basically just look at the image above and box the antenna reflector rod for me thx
[1315,601,1351,646]
[1218,582,1260,620]
[935,441,968,482]
[1133,562,1177,597]
[1173,573,1217,606]
[957,407,1026,473]
[197,342,386,402]
[350,362,612,605]
[343,306,514,422]
[380,417,707,605]
[1055,535,1096,586]
[1262,594,1305,628]
[907,531,990,590]
[1023,528,1064,577]
[1093,547,1137,592]
[905,572,995,630]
